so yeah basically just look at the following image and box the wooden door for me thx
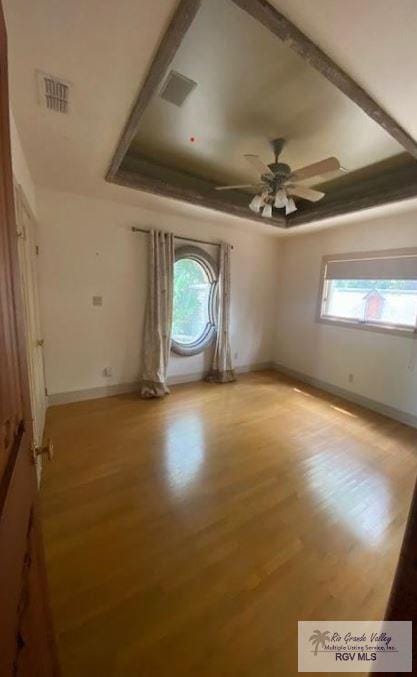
[0,2,59,675]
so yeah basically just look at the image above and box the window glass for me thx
[323,279,417,328]
[172,256,213,350]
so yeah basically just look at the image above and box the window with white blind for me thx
[318,249,417,335]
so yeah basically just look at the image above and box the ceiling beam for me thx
[107,0,417,228]
[288,164,417,226]
[112,162,287,228]
[106,0,202,180]
[231,0,417,159]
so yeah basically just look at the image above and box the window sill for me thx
[318,315,417,339]
[171,325,216,356]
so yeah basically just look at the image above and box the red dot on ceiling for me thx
[190,136,196,143]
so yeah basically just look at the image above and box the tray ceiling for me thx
[5,0,417,232]
[126,0,409,195]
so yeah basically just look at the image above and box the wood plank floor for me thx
[41,370,417,676]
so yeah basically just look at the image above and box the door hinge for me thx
[35,244,40,256]
[44,387,48,396]
[31,439,54,463]
[17,225,26,240]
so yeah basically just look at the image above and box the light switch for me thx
[92,295,103,306]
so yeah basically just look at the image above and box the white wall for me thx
[34,179,417,420]
[36,187,280,397]
[275,209,417,417]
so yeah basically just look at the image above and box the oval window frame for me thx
[171,245,218,356]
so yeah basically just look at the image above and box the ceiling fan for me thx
[215,138,344,218]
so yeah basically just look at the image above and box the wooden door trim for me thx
[384,478,417,666]
[0,1,31,428]
[0,1,60,672]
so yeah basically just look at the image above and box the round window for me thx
[171,246,217,356]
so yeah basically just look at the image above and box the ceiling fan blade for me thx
[244,154,273,177]
[215,183,260,191]
[286,184,325,203]
[290,157,341,182]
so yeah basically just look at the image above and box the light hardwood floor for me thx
[41,371,417,676]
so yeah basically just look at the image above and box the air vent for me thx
[36,71,71,113]
[160,70,197,107]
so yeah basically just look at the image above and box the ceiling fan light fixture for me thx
[222,140,339,219]
[249,194,264,213]
[285,197,297,215]
[274,188,287,209]
[262,203,273,219]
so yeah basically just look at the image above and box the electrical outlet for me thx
[348,373,354,383]
[234,352,238,360]
[103,367,112,378]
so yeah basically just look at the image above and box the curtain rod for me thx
[131,226,234,250]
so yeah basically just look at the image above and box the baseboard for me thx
[236,361,274,375]
[273,362,417,429]
[48,382,140,406]
[48,362,274,406]
[46,362,416,428]
[167,361,273,386]
[167,371,205,386]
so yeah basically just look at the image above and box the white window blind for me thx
[325,254,417,281]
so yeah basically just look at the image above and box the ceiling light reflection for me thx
[164,413,205,495]
[293,387,312,397]
[331,405,357,418]
[305,451,391,547]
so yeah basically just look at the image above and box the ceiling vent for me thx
[36,71,71,113]
[159,70,197,107]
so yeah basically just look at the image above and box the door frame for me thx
[0,0,59,672]
[15,181,47,468]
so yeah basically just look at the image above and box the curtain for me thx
[140,230,174,398]
[206,242,235,383]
